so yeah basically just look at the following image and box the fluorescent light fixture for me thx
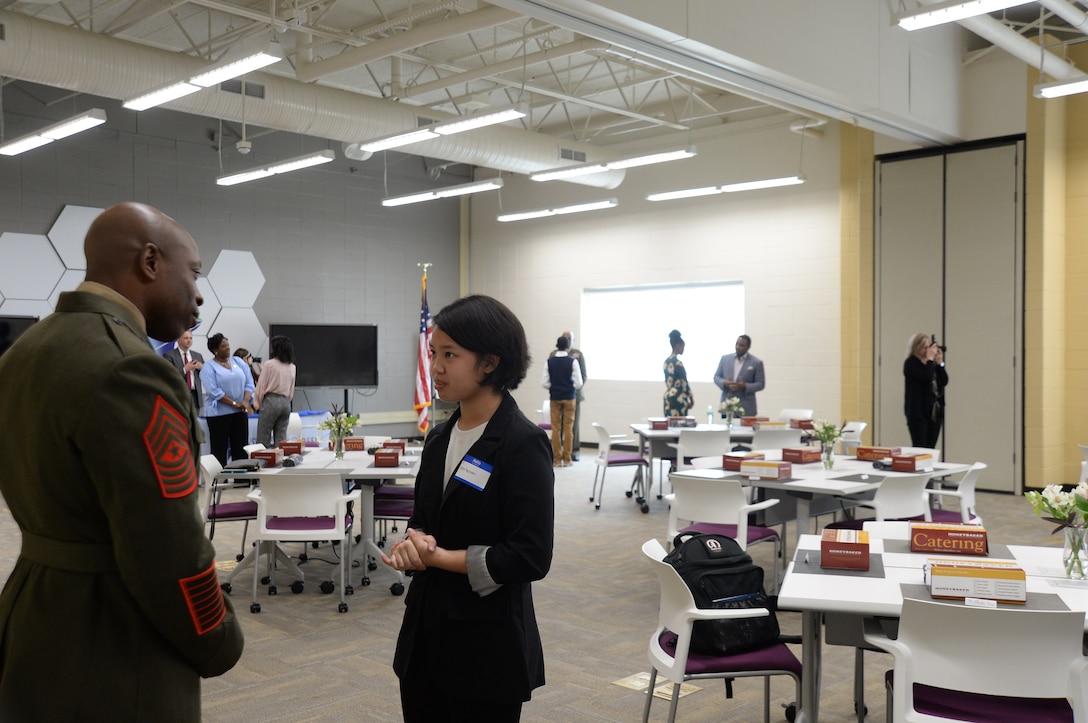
[357,104,528,154]
[124,82,200,111]
[497,198,618,222]
[529,163,609,182]
[530,146,696,182]
[896,0,1032,31]
[125,42,285,111]
[645,175,804,202]
[382,178,505,207]
[605,146,697,170]
[646,186,722,202]
[1034,75,1088,99]
[189,42,285,87]
[432,104,528,136]
[216,149,336,186]
[721,175,804,192]
[359,128,439,153]
[0,108,107,156]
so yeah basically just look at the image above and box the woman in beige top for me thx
[253,335,297,447]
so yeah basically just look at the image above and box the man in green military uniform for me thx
[0,203,244,720]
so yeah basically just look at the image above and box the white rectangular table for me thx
[778,533,1088,722]
[628,423,755,502]
[217,449,419,594]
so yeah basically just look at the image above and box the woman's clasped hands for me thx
[381,528,439,571]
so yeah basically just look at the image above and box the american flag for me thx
[413,271,433,434]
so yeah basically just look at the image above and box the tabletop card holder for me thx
[909,522,988,556]
[722,451,765,471]
[856,445,902,461]
[250,448,284,467]
[278,440,304,455]
[926,558,1026,603]
[821,529,871,571]
[374,449,400,467]
[783,446,822,464]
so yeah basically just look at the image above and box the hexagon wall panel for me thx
[208,307,266,360]
[0,299,55,320]
[48,205,103,270]
[206,250,264,307]
[194,277,221,335]
[0,233,65,300]
[49,269,84,309]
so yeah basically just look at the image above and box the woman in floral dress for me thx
[663,329,693,417]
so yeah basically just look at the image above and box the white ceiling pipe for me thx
[1036,0,1088,33]
[957,11,1081,79]
[0,10,626,188]
[294,5,521,84]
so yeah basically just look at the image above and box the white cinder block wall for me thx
[468,120,843,441]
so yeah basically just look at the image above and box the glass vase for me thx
[724,412,734,429]
[332,434,344,460]
[821,441,835,470]
[1064,525,1087,580]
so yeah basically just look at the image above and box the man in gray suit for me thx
[714,334,765,417]
[163,330,204,414]
[550,330,586,460]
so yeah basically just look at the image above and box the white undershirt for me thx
[444,418,488,490]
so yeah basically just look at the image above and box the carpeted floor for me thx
[0,453,1059,721]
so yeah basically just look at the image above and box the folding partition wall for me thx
[874,138,1024,493]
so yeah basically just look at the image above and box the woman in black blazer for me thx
[382,295,554,722]
[903,332,948,448]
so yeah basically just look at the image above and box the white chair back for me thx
[199,454,224,522]
[751,427,803,450]
[925,461,987,523]
[841,421,867,441]
[777,408,813,422]
[666,475,779,553]
[243,443,265,455]
[286,412,303,440]
[870,472,933,521]
[254,472,347,524]
[674,428,731,470]
[861,520,912,539]
[689,456,725,469]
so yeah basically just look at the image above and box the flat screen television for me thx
[268,323,378,388]
[0,316,38,358]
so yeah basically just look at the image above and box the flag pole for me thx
[415,262,434,437]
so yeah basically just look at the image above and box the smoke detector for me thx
[236,140,252,154]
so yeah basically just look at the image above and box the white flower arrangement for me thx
[719,397,744,416]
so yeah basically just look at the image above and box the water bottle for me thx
[707,404,714,425]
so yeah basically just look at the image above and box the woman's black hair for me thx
[668,329,684,347]
[556,335,569,351]
[433,295,530,391]
[207,332,227,353]
[269,335,295,364]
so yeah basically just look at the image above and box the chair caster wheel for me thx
[377,540,385,548]
[261,576,271,585]
[268,585,278,595]
[338,602,348,613]
[250,603,261,613]
[311,541,320,549]
[391,582,404,596]
[290,581,304,594]
[236,553,244,562]
[589,496,595,502]
[346,585,354,595]
[625,490,633,498]
[320,581,335,594]
[221,583,232,594]
[656,494,663,500]
[368,561,378,571]
[361,576,371,586]
[784,702,797,722]
[641,503,650,513]
[594,503,601,510]
[299,553,308,562]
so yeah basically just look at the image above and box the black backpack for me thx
[663,532,780,656]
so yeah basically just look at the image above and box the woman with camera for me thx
[903,332,948,448]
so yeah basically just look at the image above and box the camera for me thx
[931,334,947,353]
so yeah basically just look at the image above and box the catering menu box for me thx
[277,440,304,456]
[250,448,283,467]
[789,418,815,430]
[739,460,792,480]
[891,453,934,472]
[374,450,400,467]
[649,417,669,430]
[722,452,764,471]
[856,445,902,461]
[820,529,870,570]
[342,436,367,451]
[910,522,988,556]
[667,416,697,428]
[782,446,822,464]
[740,416,770,427]
[383,440,407,453]
[927,558,1026,603]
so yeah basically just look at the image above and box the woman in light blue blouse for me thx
[200,332,255,465]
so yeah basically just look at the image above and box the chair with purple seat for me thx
[373,482,415,547]
[863,597,1088,722]
[665,474,784,594]
[199,454,257,562]
[924,462,985,524]
[247,471,360,614]
[591,422,650,512]
[641,538,801,723]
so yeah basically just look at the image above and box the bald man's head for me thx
[85,202,203,341]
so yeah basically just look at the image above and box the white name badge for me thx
[454,454,493,491]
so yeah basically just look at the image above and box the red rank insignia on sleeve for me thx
[143,395,198,499]
[178,562,227,635]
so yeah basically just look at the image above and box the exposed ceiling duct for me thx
[0,10,627,189]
